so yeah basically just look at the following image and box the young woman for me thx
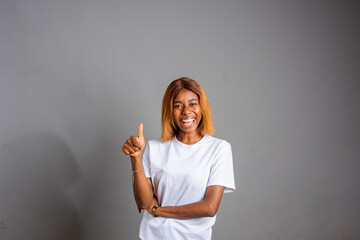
[122,77,235,239]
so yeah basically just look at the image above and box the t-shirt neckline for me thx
[174,135,209,150]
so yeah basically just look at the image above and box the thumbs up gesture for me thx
[122,123,146,158]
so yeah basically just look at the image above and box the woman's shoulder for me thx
[204,135,231,146]
[146,138,172,148]
[203,136,232,158]
[145,138,175,154]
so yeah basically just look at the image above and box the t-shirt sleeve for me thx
[207,141,236,193]
[141,141,151,178]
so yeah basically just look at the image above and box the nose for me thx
[182,105,191,115]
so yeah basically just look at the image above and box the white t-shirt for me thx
[139,135,235,240]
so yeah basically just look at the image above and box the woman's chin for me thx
[179,128,197,134]
[178,124,199,134]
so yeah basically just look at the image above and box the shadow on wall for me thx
[0,131,83,240]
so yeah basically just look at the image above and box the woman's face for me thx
[173,89,202,135]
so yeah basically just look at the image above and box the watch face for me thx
[152,205,159,217]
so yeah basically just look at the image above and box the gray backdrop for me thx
[1,0,359,239]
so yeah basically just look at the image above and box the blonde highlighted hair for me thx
[161,77,215,142]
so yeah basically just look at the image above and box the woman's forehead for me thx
[174,89,199,101]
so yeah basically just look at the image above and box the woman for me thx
[122,77,235,239]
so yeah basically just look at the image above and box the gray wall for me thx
[1,0,359,239]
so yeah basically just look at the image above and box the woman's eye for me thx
[190,103,197,106]
[174,105,182,109]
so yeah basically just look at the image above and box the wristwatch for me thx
[152,204,160,217]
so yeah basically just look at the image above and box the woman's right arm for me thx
[131,155,153,209]
[122,123,154,209]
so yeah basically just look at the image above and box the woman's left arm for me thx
[146,185,225,219]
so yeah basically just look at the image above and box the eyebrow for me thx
[173,99,198,104]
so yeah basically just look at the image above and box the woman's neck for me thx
[176,131,203,145]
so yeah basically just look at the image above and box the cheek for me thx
[196,108,202,117]
[173,111,180,121]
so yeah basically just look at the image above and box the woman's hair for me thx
[161,77,215,142]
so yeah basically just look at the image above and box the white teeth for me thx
[182,119,194,122]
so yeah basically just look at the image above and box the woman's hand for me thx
[122,123,145,158]
[149,185,225,219]
[145,196,159,215]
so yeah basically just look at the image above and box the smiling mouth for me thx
[181,118,195,128]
